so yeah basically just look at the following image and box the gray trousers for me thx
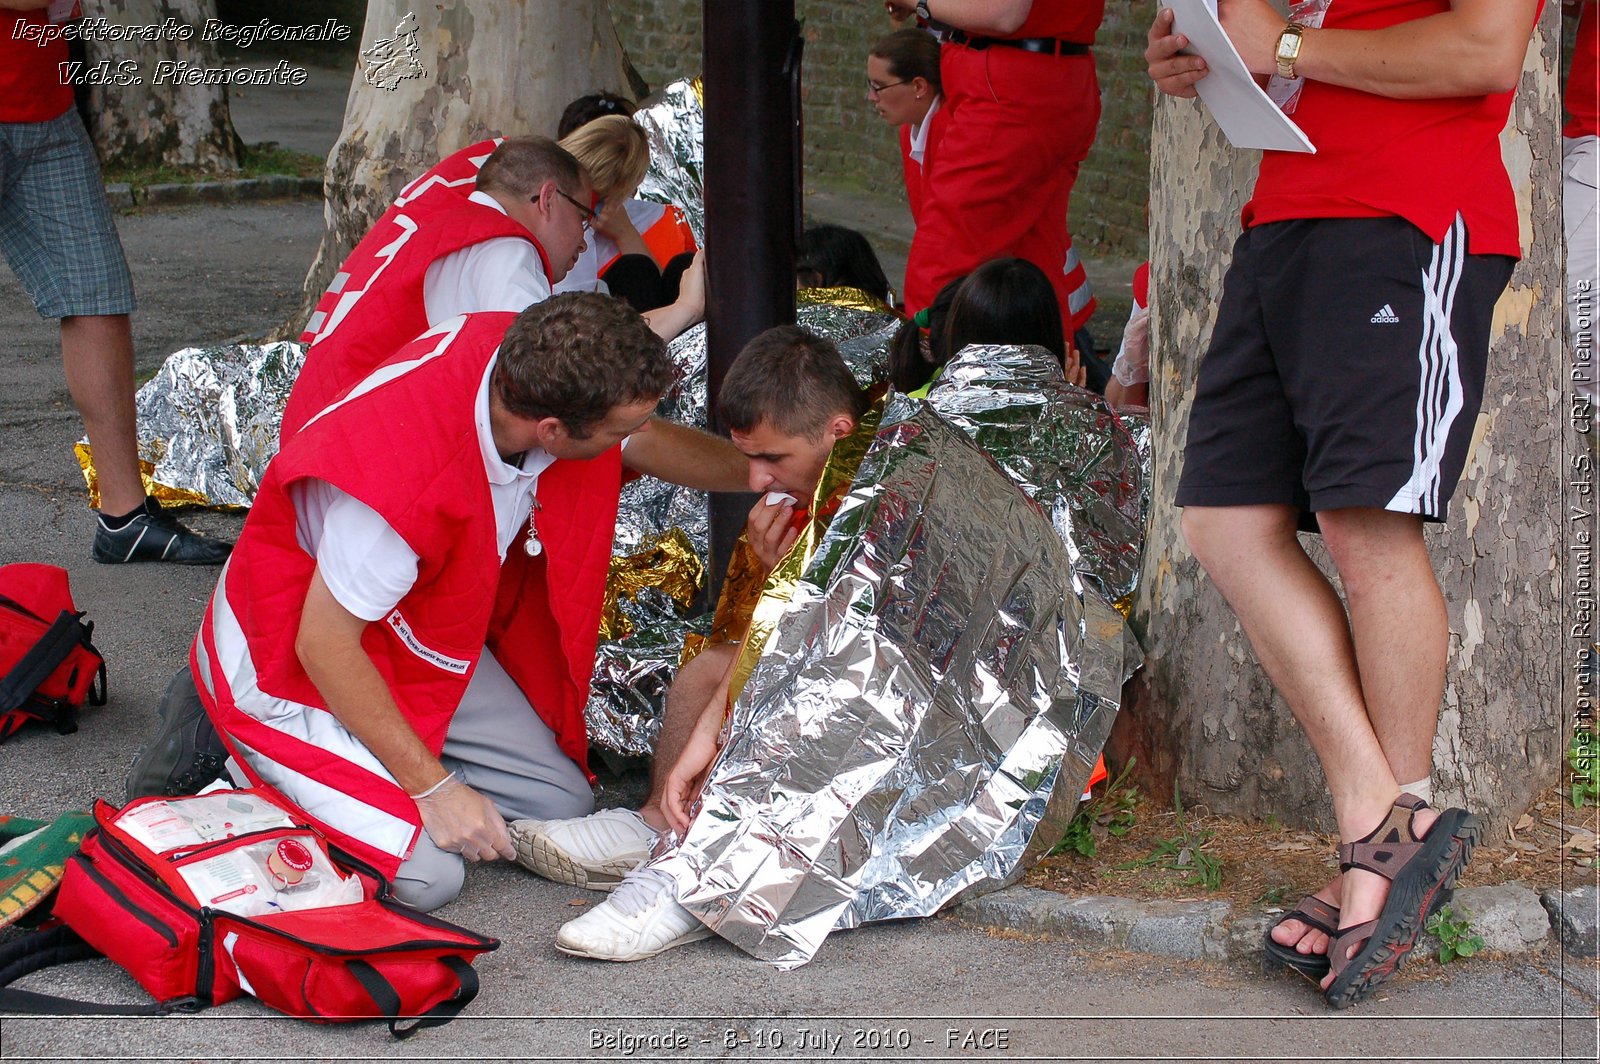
[393,648,594,910]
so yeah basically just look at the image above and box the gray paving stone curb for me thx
[105,175,322,212]
[1541,883,1600,958]
[955,880,1575,966]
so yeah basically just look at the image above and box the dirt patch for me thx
[1025,783,1600,916]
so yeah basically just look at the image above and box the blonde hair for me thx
[557,114,649,200]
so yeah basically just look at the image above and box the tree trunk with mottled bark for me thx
[287,0,634,334]
[81,0,240,170]
[1113,6,1566,838]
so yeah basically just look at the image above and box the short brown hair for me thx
[718,326,868,439]
[558,115,650,200]
[869,28,941,91]
[477,136,583,199]
[494,293,676,437]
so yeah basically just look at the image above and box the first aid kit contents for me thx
[3,789,498,1037]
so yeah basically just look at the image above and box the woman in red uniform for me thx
[867,28,945,224]
[889,0,1103,340]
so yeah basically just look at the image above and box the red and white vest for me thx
[282,140,552,441]
[198,312,622,874]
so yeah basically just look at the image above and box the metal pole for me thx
[701,0,803,602]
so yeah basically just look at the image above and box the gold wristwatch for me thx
[1275,23,1306,79]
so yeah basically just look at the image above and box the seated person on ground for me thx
[133,295,751,912]
[555,112,699,318]
[889,257,1088,397]
[796,224,895,307]
[509,327,869,911]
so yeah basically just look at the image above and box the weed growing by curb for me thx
[1114,781,1224,892]
[1050,759,1139,858]
[1425,905,1484,963]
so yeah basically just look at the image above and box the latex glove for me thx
[1113,306,1152,387]
[412,772,515,862]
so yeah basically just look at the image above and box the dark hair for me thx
[557,92,638,140]
[796,225,891,304]
[869,28,941,92]
[943,258,1066,367]
[493,293,675,437]
[718,326,869,439]
[888,274,963,393]
[477,136,583,199]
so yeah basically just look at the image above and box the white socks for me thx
[1399,778,1433,805]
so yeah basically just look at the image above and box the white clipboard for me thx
[1169,0,1316,153]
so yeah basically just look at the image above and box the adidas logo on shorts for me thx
[1370,304,1401,324]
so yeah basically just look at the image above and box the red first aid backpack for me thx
[0,790,498,1037]
[0,563,106,742]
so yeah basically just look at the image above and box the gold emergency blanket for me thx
[583,296,900,756]
[654,347,1143,969]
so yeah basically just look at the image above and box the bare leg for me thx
[1311,507,1446,982]
[1182,505,1439,965]
[1319,508,1445,787]
[638,643,736,830]
[60,313,144,515]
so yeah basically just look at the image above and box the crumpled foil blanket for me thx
[655,350,1144,968]
[75,341,305,510]
[633,77,705,245]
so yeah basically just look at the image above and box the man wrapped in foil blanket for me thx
[514,327,1145,969]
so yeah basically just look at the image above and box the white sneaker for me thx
[509,807,656,891]
[555,866,712,962]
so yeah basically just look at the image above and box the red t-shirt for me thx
[1010,0,1104,46]
[1567,3,1599,139]
[1244,0,1538,259]
[0,12,74,123]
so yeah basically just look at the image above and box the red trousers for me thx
[904,43,1100,336]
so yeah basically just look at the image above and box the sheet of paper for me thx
[1168,0,1316,153]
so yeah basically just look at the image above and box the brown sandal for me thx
[1323,794,1481,1010]
[1263,893,1339,978]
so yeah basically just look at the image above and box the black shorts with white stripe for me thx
[1175,215,1515,527]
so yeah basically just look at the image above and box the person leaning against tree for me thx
[1146,0,1540,1008]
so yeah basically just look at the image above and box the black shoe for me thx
[93,495,233,565]
[125,668,229,801]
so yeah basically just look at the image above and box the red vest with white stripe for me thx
[282,140,552,441]
[204,313,620,873]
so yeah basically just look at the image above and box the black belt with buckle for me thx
[942,27,1090,57]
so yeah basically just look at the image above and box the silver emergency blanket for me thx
[657,355,1142,969]
[926,344,1146,604]
[583,294,903,754]
[634,78,705,244]
[1120,407,1154,533]
[77,342,306,510]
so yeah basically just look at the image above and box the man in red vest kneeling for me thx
[185,295,746,911]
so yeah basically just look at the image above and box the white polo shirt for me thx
[289,356,554,621]
[421,191,553,323]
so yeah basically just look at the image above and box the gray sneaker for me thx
[125,668,228,801]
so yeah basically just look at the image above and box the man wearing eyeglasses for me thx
[280,136,704,444]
